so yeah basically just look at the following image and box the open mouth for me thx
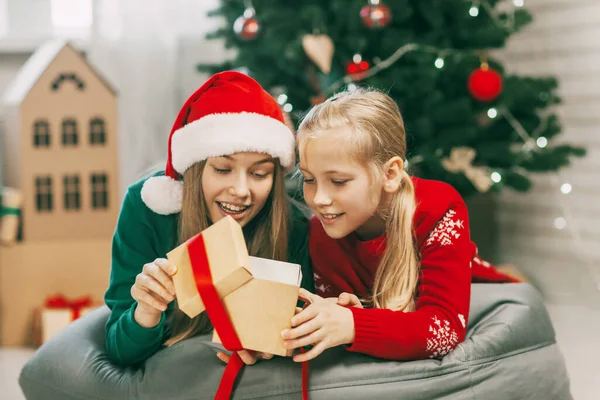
[321,213,344,224]
[217,201,251,217]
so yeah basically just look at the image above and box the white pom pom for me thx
[140,176,183,215]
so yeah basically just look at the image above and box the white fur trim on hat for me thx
[141,175,184,215]
[171,112,295,173]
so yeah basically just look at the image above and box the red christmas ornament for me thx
[347,60,370,76]
[233,8,260,40]
[468,63,503,102]
[360,0,392,29]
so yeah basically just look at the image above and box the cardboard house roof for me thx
[2,40,117,106]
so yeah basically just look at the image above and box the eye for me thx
[332,180,348,186]
[213,167,230,174]
[252,171,270,179]
[302,176,315,184]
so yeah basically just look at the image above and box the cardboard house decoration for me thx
[0,40,119,346]
[1,40,119,241]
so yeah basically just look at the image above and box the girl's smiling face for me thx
[299,127,387,240]
[201,152,275,227]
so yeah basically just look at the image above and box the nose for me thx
[229,173,250,198]
[313,185,332,207]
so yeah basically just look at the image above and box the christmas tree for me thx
[199,0,585,198]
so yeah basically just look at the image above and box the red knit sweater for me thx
[310,177,491,360]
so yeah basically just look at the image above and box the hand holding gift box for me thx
[167,215,307,399]
[167,215,302,357]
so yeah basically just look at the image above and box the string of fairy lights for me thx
[231,0,598,288]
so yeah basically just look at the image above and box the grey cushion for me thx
[19,284,572,400]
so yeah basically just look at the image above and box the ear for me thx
[382,156,404,194]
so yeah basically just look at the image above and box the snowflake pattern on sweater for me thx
[426,316,460,358]
[425,209,464,247]
[308,177,474,360]
[314,272,331,294]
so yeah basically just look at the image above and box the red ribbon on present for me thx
[187,234,309,400]
[44,294,93,321]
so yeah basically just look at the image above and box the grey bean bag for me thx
[19,284,572,400]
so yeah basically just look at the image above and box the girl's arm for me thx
[347,201,472,360]
[104,187,171,365]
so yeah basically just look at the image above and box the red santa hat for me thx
[141,71,295,215]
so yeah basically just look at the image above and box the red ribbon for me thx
[301,348,309,400]
[188,234,244,400]
[187,233,309,400]
[44,294,92,321]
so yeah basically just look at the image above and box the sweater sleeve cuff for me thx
[346,306,384,353]
[122,303,166,344]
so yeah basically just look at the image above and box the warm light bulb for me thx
[283,103,293,112]
[435,57,444,69]
[554,217,567,230]
[491,172,502,183]
[277,94,288,105]
[469,6,479,17]
[536,137,548,148]
[560,183,572,194]
[487,108,498,118]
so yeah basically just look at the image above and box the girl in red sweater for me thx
[282,88,497,363]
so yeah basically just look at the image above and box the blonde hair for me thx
[298,88,419,311]
[164,158,289,346]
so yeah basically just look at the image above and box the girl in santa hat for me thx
[104,71,313,367]
[281,87,517,363]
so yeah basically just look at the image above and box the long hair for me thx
[298,88,419,311]
[164,158,289,346]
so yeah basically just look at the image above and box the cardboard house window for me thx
[63,175,81,210]
[35,176,53,212]
[62,119,78,146]
[51,73,85,91]
[91,173,108,209]
[33,120,51,148]
[89,118,106,145]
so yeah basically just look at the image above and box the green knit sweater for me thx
[104,174,314,366]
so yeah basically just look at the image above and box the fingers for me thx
[298,288,321,306]
[216,351,230,364]
[155,258,178,276]
[144,260,176,298]
[284,329,325,351]
[137,274,173,304]
[217,350,272,365]
[293,341,326,363]
[282,316,321,340]
[237,350,259,365]
[131,285,168,312]
[291,303,319,327]
[338,293,361,307]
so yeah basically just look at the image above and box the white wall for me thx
[497,0,600,308]
[0,0,228,194]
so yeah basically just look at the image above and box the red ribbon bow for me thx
[44,294,93,321]
[188,235,309,400]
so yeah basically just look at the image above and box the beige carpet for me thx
[0,348,35,400]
